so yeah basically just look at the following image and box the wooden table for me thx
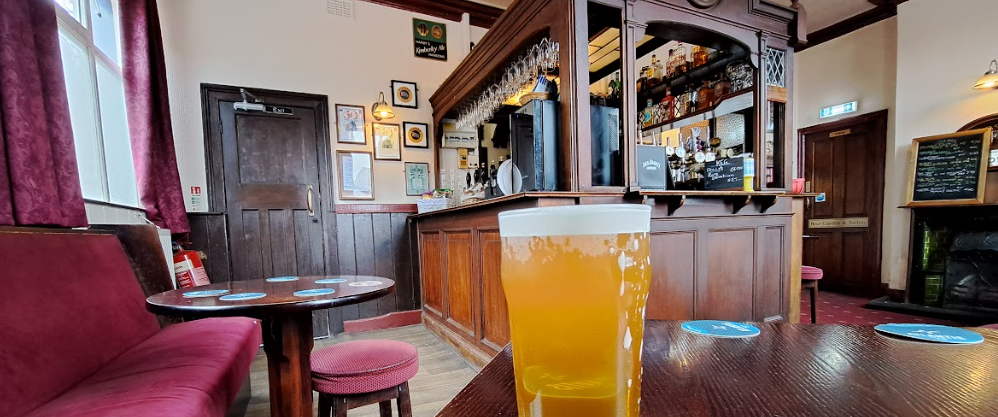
[146,275,395,417]
[438,322,998,416]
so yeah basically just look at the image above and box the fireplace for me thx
[901,206,998,320]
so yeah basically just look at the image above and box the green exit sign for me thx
[819,101,858,119]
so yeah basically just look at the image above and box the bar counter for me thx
[413,191,809,366]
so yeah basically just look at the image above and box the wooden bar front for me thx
[414,193,806,366]
[419,0,806,366]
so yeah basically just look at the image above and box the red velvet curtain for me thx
[120,0,190,233]
[0,0,88,228]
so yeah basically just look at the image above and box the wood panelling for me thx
[359,0,505,28]
[444,231,475,336]
[757,226,786,321]
[416,195,795,365]
[420,232,444,316]
[705,229,756,321]
[646,231,697,320]
[335,204,417,214]
[187,213,232,284]
[187,211,420,336]
[478,230,509,348]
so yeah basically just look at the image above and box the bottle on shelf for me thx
[697,80,714,111]
[661,87,676,121]
[713,73,732,98]
[692,45,708,68]
[671,43,688,76]
[641,99,655,127]
[651,54,664,82]
[666,49,677,79]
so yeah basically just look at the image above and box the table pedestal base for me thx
[263,313,315,417]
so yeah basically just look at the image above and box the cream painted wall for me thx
[793,17,899,285]
[159,0,486,209]
[795,0,998,291]
[885,0,998,290]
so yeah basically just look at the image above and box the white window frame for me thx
[55,0,139,208]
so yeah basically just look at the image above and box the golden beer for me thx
[498,205,652,417]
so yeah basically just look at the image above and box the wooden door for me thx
[800,111,887,297]
[204,85,333,335]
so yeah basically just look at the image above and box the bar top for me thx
[411,190,817,218]
[437,322,998,416]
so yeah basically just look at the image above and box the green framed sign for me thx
[413,18,447,61]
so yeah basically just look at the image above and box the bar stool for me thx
[801,266,823,324]
[311,340,418,417]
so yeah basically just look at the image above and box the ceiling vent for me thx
[327,0,354,19]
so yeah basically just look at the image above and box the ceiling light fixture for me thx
[973,59,998,90]
[371,92,395,121]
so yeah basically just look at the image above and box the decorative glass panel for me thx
[766,47,786,88]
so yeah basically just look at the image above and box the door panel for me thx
[646,231,696,320]
[802,113,887,297]
[211,87,332,336]
[420,232,444,316]
[704,229,756,321]
[479,230,510,348]
[445,231,475,336]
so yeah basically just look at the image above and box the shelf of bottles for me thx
[635,40,756,191]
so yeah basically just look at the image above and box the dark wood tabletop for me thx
[146,275,395,318]
[438,322,998,417]
[146,275,396,417]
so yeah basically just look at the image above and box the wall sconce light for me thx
[371,92,395,121]
[974,60,998,90]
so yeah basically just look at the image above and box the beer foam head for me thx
[498,204,651,237]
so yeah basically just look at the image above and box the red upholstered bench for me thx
[311,340,419,417]
[0,228,262,417]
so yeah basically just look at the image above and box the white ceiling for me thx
[475,0,879,35]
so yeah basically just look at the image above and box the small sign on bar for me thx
[808,217,869,229]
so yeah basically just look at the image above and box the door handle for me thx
[307,185,315,217]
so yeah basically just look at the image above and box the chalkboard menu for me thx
[705,157,744,190]
[906,128,991,206]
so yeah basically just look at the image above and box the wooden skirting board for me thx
[343,310,423,333]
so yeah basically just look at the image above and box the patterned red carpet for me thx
[799,290,965,326]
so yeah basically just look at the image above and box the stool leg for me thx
[810,284,819,324]
[329,395,348,417]
[379,401,393,417]
[318,393,331,417]
[397,382,413,417]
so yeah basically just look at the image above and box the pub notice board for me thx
[905,128,991,206]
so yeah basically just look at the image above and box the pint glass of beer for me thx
[498,204,652,417]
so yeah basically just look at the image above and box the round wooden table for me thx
[147,275,395,417]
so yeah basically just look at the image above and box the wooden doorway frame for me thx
[199,83,334,215]
[797,109,889,296]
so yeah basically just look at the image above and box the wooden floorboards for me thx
[245,324,478,417]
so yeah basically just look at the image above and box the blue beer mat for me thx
[348,281,383,287]
[874,324,984,345]
[219,293,267,301]
[183,289,229,298]
[266,276,299,282]
[294,288,335,297]
[315,278,348,284]
[681,320,761,338]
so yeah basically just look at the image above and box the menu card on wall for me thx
[906,128,991,206]
[705,157,744,190]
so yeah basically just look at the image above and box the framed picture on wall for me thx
[337,151,374,200]
[391,80,418,109]
[372,123,402,160]
[404,162,430,196]
[335,104,367,144]
[403,122,430,148]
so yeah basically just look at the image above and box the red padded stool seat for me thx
[801,265,824,324]
[802,266,824,281]
[983,324,998,330]
[311,340,418,417]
